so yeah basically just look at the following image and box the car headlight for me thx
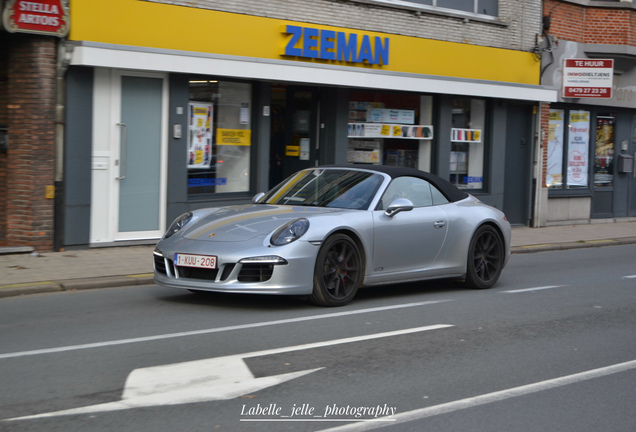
[164,212,193,239]
[270,218,309,246]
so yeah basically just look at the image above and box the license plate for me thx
[174,253,217,269]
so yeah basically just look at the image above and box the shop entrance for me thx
[629,114,636,217]
[115,74,166,240]
[503,104,533,226]
[90,70,168,244]
[590,111,636,218]
[269,85,321,188]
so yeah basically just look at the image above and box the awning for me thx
[70,42,558,102]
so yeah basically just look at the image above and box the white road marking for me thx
[501,285,565,294]
[318,358,636,432]
[0,300,450,360]
[5,324,453,421]
[622,275,636,279]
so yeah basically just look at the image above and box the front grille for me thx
[154,255,167,274]
[238,264,274,282]
[220,264,235,281]
[176,266,219,281]
[161,258,272,284]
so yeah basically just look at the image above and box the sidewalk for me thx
[1,220,635,299]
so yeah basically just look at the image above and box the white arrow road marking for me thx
[5,324,453,421]
[8,357,321,420]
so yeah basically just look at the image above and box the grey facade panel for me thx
[63,67,94,246]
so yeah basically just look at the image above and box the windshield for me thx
[261,169,383,210]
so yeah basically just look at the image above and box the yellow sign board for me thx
[216,129,251,146]
[285,145,300,157]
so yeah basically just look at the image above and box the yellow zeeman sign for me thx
[69,0,541,85]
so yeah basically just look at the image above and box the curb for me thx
[2,237,636,299]
[0,274,154,299]
[510,236,636,254]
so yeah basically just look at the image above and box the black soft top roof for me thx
[322,164,470,203]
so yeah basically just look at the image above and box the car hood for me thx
[181,204,344,242]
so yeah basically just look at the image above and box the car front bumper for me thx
[153,239,319,295]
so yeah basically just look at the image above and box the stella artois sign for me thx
[2,0,70,37]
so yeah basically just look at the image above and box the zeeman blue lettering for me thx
[337,32,357,62]
[320,30,336,60]
[302,26,319,58]
[285,25,303,57]
[283,25,389,65]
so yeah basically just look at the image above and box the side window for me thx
[431,185,449,205]
[379,176,438,209]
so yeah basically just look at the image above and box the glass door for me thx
[591,113,616,218]
[630,115,636,217]
[269,86,320,187]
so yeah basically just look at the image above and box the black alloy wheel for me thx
[309,234,362,306]
[464,225,504,289]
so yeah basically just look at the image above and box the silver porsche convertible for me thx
[153,165,511,306]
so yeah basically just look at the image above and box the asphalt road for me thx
[1,244,635,432]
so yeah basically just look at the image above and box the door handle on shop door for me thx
[116,122,127,180]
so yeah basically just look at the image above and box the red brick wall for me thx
[544,0,636,46]
[586,9,632,45]
[2,34,56,250]
[544,0,587,43]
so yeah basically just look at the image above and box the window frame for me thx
[347,0,501,21]
[185,76,258,202]
[347,89,435,170]
[449,96,488,192]
[547,105,595,197]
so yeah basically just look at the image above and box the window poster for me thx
[594,114,615,187]
[567,110,590,188]
[451,128,481,143]
[347,123,433,139]
[188,102,213,169]
[367,108,415,124]
[240,102,250,125]
[547,109,564,187]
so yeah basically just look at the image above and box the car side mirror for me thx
[252,192,266,203]
[385,198,414,217]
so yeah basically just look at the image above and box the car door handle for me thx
[434,220,446,229]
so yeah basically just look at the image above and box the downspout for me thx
[54,38,73,251]
[532,103,544,228]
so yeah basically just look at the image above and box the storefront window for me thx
[187,80,252,196]
[594,113,615,188]
[450,97,485,189]
[347,91,433,171]
[547,108,590,190]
